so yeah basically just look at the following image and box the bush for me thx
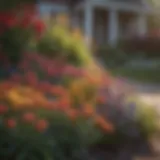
[0,53,114,160]
[136,103,159,138]
[1,8,159,160]
[0,5,45,65]
[121,36,160,58]
[97,45,128,68]
[96,93,159,146]
[37,19,92,67]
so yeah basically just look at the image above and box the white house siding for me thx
[37,0,152,46]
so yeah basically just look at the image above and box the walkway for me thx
[115,78,160,109]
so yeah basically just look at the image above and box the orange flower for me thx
[6,118,17,128]
[83,104,94,117]
[46,101,58,110]
[58,98,70,111]
[66,109,79,121]
[95,115,114,133]
[35,119,48,132]
[22,112,36,123]
[51,86,66,96]
[32,92,48,107]
[6,86,38,109]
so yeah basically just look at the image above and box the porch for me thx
[75,0,152,46]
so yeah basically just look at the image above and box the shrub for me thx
[0,53,114,160]
[136,103,159,138]
[121,36,160,58]
[94,85,159,147]
[0,4,45,65]
[97,45,128,68]
[37,18,92,67]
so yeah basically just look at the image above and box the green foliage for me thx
[37,24,92,66]
[0,27,33,64]
[120,37,160,58]
[97,45,128,67]
[0,0,35,10]
[137,105,159,138]
[111,67,160,83]
[0,111,101,160]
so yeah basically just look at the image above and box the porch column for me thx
[84,1,93,46]
[108,9,119,46]
[137,14,147,35]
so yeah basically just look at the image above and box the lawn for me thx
[111,67,160,84]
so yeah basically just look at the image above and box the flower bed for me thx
[0,2,159,159]
[0,52,114,160]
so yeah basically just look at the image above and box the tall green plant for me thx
[37,22,92,66]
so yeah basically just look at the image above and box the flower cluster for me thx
[0,53,114,135]
[0,4,44,35]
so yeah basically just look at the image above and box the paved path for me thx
[115,78,160,108]
[130,82,160,108]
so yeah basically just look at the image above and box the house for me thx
[37,0,153,46]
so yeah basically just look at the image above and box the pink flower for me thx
[63,65,80,77]
[46,66,56,76]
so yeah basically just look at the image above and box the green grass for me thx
[126,96,160,138]
[111,67,160,84]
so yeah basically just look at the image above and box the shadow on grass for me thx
[110,67,160,84]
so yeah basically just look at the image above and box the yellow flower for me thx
[72,28,83,40]
[6,87,35,109]
[56,14,69,26]
[69,79,87,97]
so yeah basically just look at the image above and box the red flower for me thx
[6,119,17,128]
[63,65,79,76]
[35,119,48,132]
[34,20,45,35]
[0,105,8,114]
[0,12,17,28]
[25,71,37,87]
[39,81,52,93]
[23,112,36,123]
[58,98,70,111]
